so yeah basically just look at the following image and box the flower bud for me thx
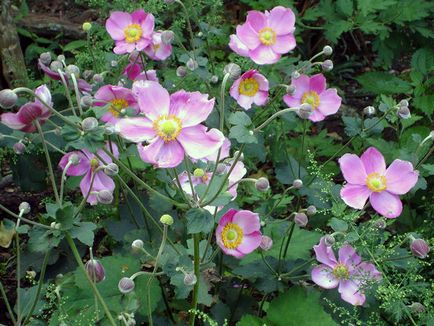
[0,89,18,108]
[111,60,118,68]
[197,32,203,38]
[374,219,386,229]
[82,22,92,32]
[19,202,31,214]
[67,154,80,166]
[410,238,430,258]
[83,70,94,80]
[223,63,241,80]
[80,95,93,108]
[292,179,303,189]
[131,239,144,252]
[118,277,135,294]
[323,45,333,56]
[104,123,115,135]
[85,259,105,282]
[193,168,205,178]
[103,163,119,176]
[13,142,26,154]
[50,60,63,72]
[255,177,270,192]
[321,60,333,72]
[93,73,104,83]
[183,273,197,286]
[294,212,308,227]
[81,117,98,132]
[260,235,273,251]
[186,58,198,71]
[397,105,411,119]
[97,190,114,204]
[408,302,425,314]
[66,64,80,77]
[291,71,300,79]
[176,66,187,77]
[324,235,335,247]
[363,106,376,116]
[298,103,313,119]
[216,163,227,175]
[160,214,174,226]
[286,85,296,96]
[399,99,409,107]
[233,150,244,161]
[210,75,219,84]
[39,52,52,66]
[161,30,175,44]
[57,54,65,62]
[306,205,317,216]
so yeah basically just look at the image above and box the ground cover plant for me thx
[0,0,433,325]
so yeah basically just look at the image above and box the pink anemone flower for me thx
[229,70,269,110]
[312,237,381,306]
[94,85,139,124]
[144,31,172,61]
[229,6,296,65]
[283,73,341,122]
[216,209,262,258]
[106,10,154,55]
[1,85,52,133]
[115,81,224,168]
[339,147,419,218]
[58,143,119,205]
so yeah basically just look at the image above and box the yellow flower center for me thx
[258,27,277,46]
[153,115,182,142]
[332,264,349,280]
[366,172,387,192]
[301,91,320,109]
[109,98,129,117]
[124,24,143,43]
[90,158,99,171]
[221,223,243,249]
[239,78,259,97]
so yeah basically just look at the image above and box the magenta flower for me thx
[283,74,341,122]
[115,81,224,168]
[94,85,139,124]
[58,143,119,205]
[105,9,154,54]
[144,31,172,61]
[311,237,381,306]
[1,85,52,133]
[229,6,296,65]
[216,209,262,258]
[339,147,419,218]
[135,70,159,82]
[229,70,269,110]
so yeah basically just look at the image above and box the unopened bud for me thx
[82,22,92,32]
[80,95,93,108]
[83,70,94,80]
[397,105,411,119]
[363,106,376,116]
[176,66,187,77]
[93,74,104,83]
[399,99,409,107]
[57,55,65,62]
[292,179,303,189]
[223,63,241,80]
[85,259,105,282]
[298,103,313,119]
[374,219,386,229]
[161,30,175,44]
[66,64,80,77]
[104,123,115,135]
[118,277,135,294]
[131,239,144,252]
[216,163,227,175]
[291,71,300,79]
[321,60,333,72]
[410,238,430,259]
[111,60,118,67]
[39,52,52,66]
[260,235,273,251]
[286,85,296,95]
[255,177,270,192]
[160,214,174,226]
[294,212,308,227]
[323,45,333,56]
[97,190,114,204]
[50,60,63,72]
[193,168,205,178]
[306,205,317,216]
[183,273,197,286]
[186,58,198,71]
[0,89,18,108]
[408,302,425,314]
[104,163,119,176]
[81,117,98,131]
[197,32,203,38]
[19,202,31,214]
[13,142,26,154]
[210,75,219,84]
[324,235,335,247]
[67,154,80,166]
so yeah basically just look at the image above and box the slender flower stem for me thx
[65,233,116,326]
[70,73,83,115]
[299,119,307,178]
[15,226,21,325]
[267,188,295,218]
[44,140,67,155]
[254,107,299,132]
[175,0,197,58]
[0,281,16,325]
[279,258,316,277]
[189,233,201,326]
[260,251,279,277]
[60,161,74,206]
[415,145,433,169]
[171,168,193,206]
[0,203,52,229]
[201,207,218,263]
[57,70,77,117]
[184,157,197,201]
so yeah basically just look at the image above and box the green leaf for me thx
[324,20,353,43]
[237,314,264,326]
[413,95,434,116]
[56,205,76,231]
[356,0,396,16]
[70,222,96,247]
[228,111,252,126]
[265,287,338,326]
[328,217,348,232]
[336,0,353,17]
[411,48,434,75]
[229,125,257,144]
[63,40,87,52]
[355,72,412,94]
[0,219,15,248]
[186,208,214,234]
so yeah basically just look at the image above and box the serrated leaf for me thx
[355,72,412,94]
[70,222,96,246]
[411,48,434,75]
[337,0,353,17]
[328,217,348,232]
[186,208,214,234]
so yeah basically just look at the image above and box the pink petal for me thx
[237,231,262,254]
[229,34,250,57]
[232,210,260,234]
[202,137,231,162]
[132,80,170,120]
[137,138,184,168]
[34,85,52,107]
[237,95,255,110]
[253,91,268,106]
[229,77,241,100]
[338,245,361,271]
[317,89,341,116]
[253,71,269,91]
[59,151,90,176]
[338,153,367,185]
[340,184,371,210]
[1,113,26,130]
[354,262,382,282]
[245,10,267,31]
[135,39,151,52]
[136,11,154,38]
[309,74,326,94]
[177,125,224,160]
[370,191,403,218]
[283,94,301,108]
[113,41,136,54]
[115,117,155,143]
[218,208,237,227]
[313,237,338,268]
[290,74,311,99]
[385,159,419,195]
[106,12,131,40]
[236,23,260,50]
[169,91,215,127]
[98,142,119,162]
[338,280,365,306]
[361,147,386,175]
[123,63,142,80]
[94,85,116,103]
[311,265,339,289]
[271,34,296,54]
[38,60,61,80]
[17,103,43,125]
[268,6,296,35]
[249,44,280,65]
[308,109,325,122]
[135,70,159,82]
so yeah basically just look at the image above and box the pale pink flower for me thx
[311,237,381,306]
[229,70,269,110]
[229,6,296,65]
[283,73,341,122]
[339,147,419,218]
[115,81,224,168]
[144,31,172,61]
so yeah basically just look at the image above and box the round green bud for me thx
[160,214,174,226]
[82,22,92,32]
[193,168,205,177]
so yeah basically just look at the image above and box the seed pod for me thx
[85,259,105,282]
[255,177,270,192]
[410,238,430,259]
[294,212,308,227]
[0,89,18,108]
[260,235,273,251]
[118,277,135,294]
[223,63,241,79]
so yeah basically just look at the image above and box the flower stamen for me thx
[124,24,143,43]
[221,223,244,249]
[301,91,320,109]
[153,115,182,142]
[109,98,129,117]
[239,78,259,97]
[258,27,277,46]
[366,172,387,192]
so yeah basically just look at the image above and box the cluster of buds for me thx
[397,99,411,119]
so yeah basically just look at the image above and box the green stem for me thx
[57,70,77,117]
[279,258,316,277]
[189,233,200,326]
[299,120,307,178]
[0,280,17,325]
[15,232,21,325]
[0,204,52,229]
[70,73,83,116]
[254,107,299,132]
[201,207,218,263]
[260,251,279,277]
